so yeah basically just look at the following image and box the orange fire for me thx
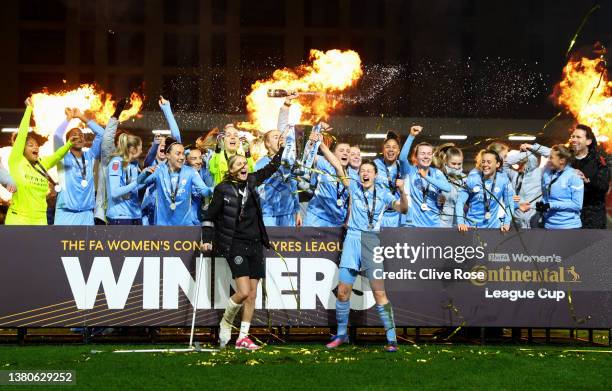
[30,84,143,137]
[239,49,363,133]
[552,56,612,149]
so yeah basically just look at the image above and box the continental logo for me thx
[469,265,581,286]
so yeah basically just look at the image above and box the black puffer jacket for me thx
[201,147,284,256]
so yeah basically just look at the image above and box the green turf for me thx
[1,343,611,390]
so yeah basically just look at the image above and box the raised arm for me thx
[276,93,298,132]
[528,143,551,158]
[9,101,33,169]
[144,140,159,168]
[101,98,127,166]
[399,126,422,171]
[392,180,409,213]
[53,108,72,152]
[317,134,348,187]
[253,146,286,186]
[159,96,181,143]
[41,141,72,170]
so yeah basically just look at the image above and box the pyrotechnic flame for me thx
[239,49,363,133]
[30,84,143,138]
[0,85,144,191]
[552,56,612,150]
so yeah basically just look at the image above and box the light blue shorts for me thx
[263,214,296,227]
[303,212,339,227]
[380,210,400,227]
[338,230,382,284]
[54,208,94,225]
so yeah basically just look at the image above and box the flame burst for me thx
[552,56,612,149]
[30,84,143,137]
[239,49,363,133]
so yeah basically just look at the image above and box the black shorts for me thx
[226,239,265,280]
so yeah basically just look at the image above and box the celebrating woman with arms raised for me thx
[6,98,73,225]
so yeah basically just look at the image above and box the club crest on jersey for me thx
[112,161,120,171]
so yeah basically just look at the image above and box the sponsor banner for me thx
[0,227,610,328]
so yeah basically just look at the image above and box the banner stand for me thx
[113,252,219,355]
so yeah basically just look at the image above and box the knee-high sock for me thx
[336,299,350,336]
[222,298,243,325]
[375,302,397,343]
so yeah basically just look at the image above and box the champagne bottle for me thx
[267,89,289,97]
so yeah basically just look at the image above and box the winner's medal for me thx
[170,202,177,211]
[81,179,88,188]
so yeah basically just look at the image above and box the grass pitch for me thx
[2,343,612,390]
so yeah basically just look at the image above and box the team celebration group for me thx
[1,92,609,351]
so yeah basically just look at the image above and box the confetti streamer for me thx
[565,4,601,58]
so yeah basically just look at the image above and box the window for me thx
[164,0,199,24]
[108,0,144,24]
[304,0,339,28]
[350,0,385,29]
[79,0,97,22]
[19,30,66,65]
[163,34,199,67]
[107,32,145,66]
[19,0,66,21]
[80,30,95,65]
[240,0,285,27]
[240,34,284,69]
[212,0,227,25]
[211,34,227,67]
[162,75,200,111]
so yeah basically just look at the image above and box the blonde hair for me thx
[433,143,463,172]
[551,144,573,161]
[196,128,219,152]
[475,149,486,169]
[487,141,510,156]
[223,154,248,182]
[114,133,142,167]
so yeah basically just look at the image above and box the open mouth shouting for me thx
[238,166,248,180]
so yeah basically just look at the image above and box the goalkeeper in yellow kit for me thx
[5,98,73,225]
